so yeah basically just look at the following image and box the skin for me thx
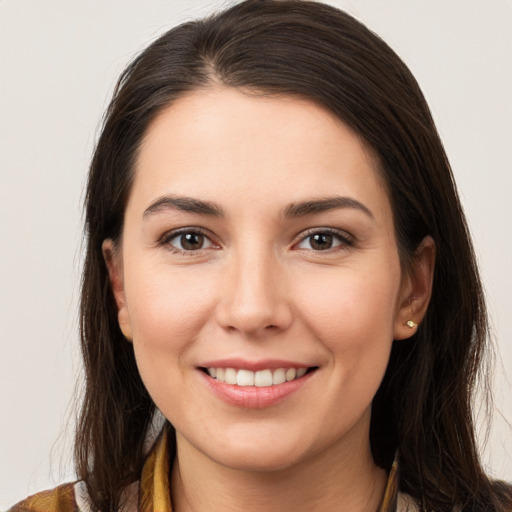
[104,87,435,512]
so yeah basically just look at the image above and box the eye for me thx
[163,229,215,252]
[296,229,352,251]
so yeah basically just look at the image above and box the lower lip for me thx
[198,369,316,408]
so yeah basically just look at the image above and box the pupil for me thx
[311,233,332,250]
[181,233,203,250]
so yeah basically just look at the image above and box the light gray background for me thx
[1,0,511,508]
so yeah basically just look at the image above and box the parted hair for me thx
[77,1,511,510]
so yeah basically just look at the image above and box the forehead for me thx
[131,87,390,219]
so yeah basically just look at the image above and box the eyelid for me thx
[159,227,220,253]
[157,226,354,253]
[292,227,355,251]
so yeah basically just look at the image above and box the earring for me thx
[406,320,417,328]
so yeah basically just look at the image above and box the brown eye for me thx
[296,230,351,251]
[167,231,213,251]
[180,232,204,250]
[309,233,333,250]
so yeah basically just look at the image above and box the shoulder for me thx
[8,480,140,512]
[7,483,78,512]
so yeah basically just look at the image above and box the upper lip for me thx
[199,358,314,372]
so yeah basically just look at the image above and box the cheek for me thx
[258,263,401,448]
[122,261,219,376]
[296,265,400,377]
[127,262,212,330]
[299,267,398,334]
[123,264,220,417]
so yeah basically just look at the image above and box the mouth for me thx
[198,362,319,408]
[200,366,318,387]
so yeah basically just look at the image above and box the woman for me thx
[9,1,511,511]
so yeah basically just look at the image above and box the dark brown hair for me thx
[77,1,511,510]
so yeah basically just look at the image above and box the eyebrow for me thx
[143,194,373,221]
[143,195,225,219]
[284,196,374,219]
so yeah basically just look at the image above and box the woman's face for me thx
[105,87,422,472]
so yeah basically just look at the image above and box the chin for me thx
[213,445,308,473]
[192,425,320,473]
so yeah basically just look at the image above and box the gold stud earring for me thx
[406,320,417,328]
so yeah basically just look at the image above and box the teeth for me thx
[254,369,273,387]
[285,368,296,381]
[224,368,237,385]
[272,368,286,384]
[237,369,254,386]
[206,367,309,386]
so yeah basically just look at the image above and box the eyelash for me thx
[159,227,355,255]
[159,228,218,255]
[293,228,355,252]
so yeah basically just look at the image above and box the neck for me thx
[170,428,387,512]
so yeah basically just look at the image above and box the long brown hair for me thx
[77,1,511,510]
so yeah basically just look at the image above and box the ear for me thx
[394,236,435,340]
[102,239,133,341]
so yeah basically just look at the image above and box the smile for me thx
[205,367,308,387]
[200,365,318,408]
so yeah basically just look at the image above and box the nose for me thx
[215,249,292,337]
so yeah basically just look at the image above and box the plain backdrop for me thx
[1,0,511,508]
